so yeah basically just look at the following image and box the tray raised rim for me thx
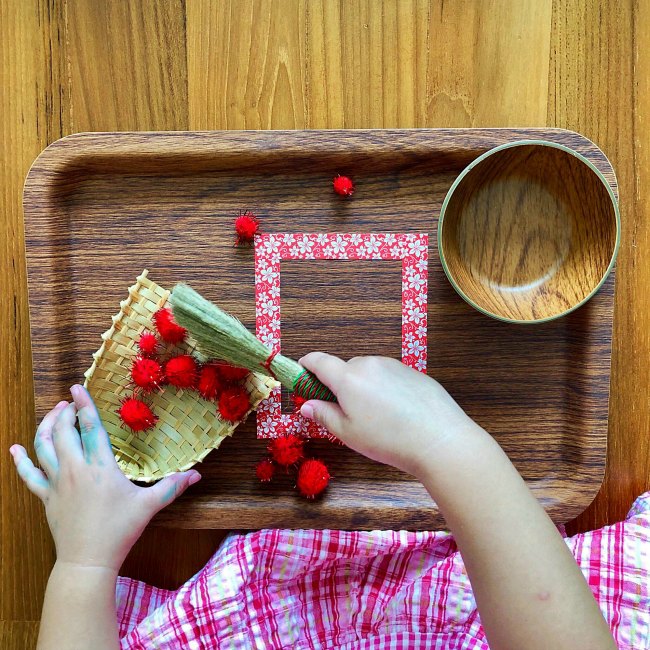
[23,128,617,529]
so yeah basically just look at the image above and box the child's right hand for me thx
[300,353,617,650]
[299,352,485,477]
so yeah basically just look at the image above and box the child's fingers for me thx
[300,400,346,436]
[33,400,68,478]
[298,352,347,393]
[52,402,84,462]
[10,445,50,500]
[144,470,201,512]
[70,385,114,466]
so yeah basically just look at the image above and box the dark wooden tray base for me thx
[23,129,616,529]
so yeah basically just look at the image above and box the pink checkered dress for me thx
[116,492,650,649]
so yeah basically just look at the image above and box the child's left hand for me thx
[10,384,201,572]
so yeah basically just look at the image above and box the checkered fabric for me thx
[116,492,650,649]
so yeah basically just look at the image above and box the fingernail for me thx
[70,385,80,398]
[300,403,314,420]
[188,472,201,486]
[9,445,16,457]
[56,400,68,408]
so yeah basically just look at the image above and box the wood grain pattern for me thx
[547,0,650,536]
[0,0,60,622]
[3,0,647,636]
[187,0,553,130]
[23,128,617,529]
[187,0,307,130]
[0,621,40,650]
[66,0,188,132]
[421,0,553,128]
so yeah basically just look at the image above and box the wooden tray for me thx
[23,129,616,530]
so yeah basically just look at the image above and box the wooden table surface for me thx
[1,1,648,644]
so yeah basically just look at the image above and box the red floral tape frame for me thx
[255,233,429,440]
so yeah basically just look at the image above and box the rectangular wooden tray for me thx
[23,129,616,529]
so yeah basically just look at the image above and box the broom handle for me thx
[267,352,337,403]
[293,368,337,402]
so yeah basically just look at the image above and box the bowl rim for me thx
[437,138,621,324]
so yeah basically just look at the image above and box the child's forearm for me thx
[37,561,119,650]
[416,425,616,650]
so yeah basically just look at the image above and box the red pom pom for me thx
[197,363,224,401]
[296,459,331,499]
[164,354,198,389]
[117,397,158,432]
[268,434,304,467]
[153,307,187,344]
[219,385,250,422]
[131,356,165,392]
[234,211,260,246]
[137,331,160,357]
[212,360,249,382]
[255,458,276,482]
[333,175,354,197]
[292,394,307,412]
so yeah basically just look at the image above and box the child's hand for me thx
[299,352,484,477]
[10,384,201,572]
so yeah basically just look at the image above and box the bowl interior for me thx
[440,144,618,322]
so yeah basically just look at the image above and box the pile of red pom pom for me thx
[117,196,344,500]
[117,307,252,433]
[255,431,331,499]
[120,307,332,500]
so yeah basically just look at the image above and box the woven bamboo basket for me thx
[83,269,278,483]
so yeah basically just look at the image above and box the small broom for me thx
[170,283,336,402]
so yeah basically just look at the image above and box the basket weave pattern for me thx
[83,269,277,482]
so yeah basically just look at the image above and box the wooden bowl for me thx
[438,140,620,323]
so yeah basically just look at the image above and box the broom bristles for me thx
[170,283,305,391]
